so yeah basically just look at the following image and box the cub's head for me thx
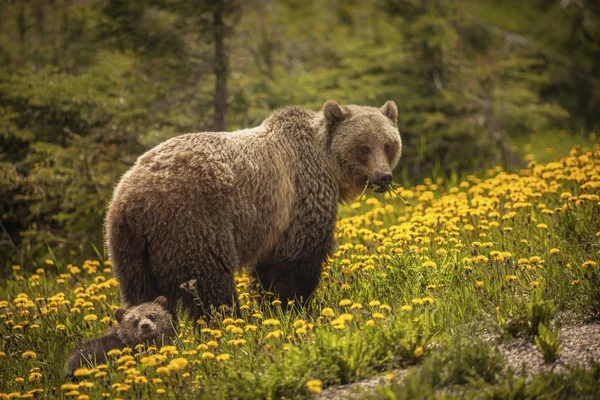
[115,296,175,348]
[323,100,401,199]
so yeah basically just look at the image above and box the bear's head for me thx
[322,100,401,200]
[115,296,175,348]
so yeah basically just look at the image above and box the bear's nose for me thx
[140,322,151,331]
[374,173,393,187]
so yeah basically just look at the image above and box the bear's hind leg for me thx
[107,216,161,307]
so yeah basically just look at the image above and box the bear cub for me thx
[65,296,175,377]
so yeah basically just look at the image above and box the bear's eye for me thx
[148,314,155,322]
[360,146,370,155]
[384,144,392,153]
[133,319,139,327]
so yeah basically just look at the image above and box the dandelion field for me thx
[1,144,600,399]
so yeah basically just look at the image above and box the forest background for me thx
[1,0,599,272]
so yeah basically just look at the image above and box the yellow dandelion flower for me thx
[368,300,381,307]
[168,358,188,371]
[422,260,437,268]
[216,354,230,362]
[207,341,219,348]
[550,248,560,254]
[28,372,42,382]
[401,305,412,312]
[321,308,335,317]
[350,302,363,309]
[339,313,353,322]
[84,314,97,322]
[414,346,424,357]
[372,312,385,319]
[201,352,215,359]
[21,351,36,359]
[159,345,177,354]
[583,260,597,268]
[73,368,92,377]
[379,304,392,311]
[306,379,323,394]
[475,281,484,288]
[245,324,258,332]
[106,348,122,357]
[156,388,166,394]
[262,318,280,326]
[293,320,306,328]
[560,192,572,200]
[339,299,352,307]
[296,328,307,335]
[265,330,283,339]
[156,367,170,375]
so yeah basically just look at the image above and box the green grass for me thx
[1,142,599,399]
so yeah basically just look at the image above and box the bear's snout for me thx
[139,319,155,333]
[373,173,393,192]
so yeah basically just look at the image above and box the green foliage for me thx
[373,339,506,399]
[534,322,561,363]
[502,289,556,338]
[377,362,600,400]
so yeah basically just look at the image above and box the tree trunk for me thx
[213,2,228,131]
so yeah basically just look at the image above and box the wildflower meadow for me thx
[1,143,600,399]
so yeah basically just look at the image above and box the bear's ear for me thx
[380,100,398,127]
[154,296,168,309]
[323,100,349,132]
[114,308,126,324]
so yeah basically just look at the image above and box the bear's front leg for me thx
[253,252,326,307]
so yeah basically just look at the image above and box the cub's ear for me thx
[154,296,168,309]
[380,100,398,127]
[323,100,349,132]
[114,308,126,324]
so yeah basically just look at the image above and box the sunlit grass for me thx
[1,143,599,399]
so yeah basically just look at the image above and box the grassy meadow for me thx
[1,141,600,399]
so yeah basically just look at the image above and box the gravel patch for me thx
[500,320,600,376]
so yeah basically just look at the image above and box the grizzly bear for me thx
[105,101,401,320]
[65,296,175,377]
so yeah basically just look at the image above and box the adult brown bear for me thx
[105,101,401,320]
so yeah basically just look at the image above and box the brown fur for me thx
[105,101,401,319]
[65,297,175,377]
